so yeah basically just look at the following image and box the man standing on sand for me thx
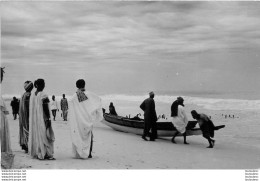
[68,79,103,159]
[19,81,34,153]
[28,79,55,160]
[60,94,68,121]
[140,91,157,141]
[1,67,14,169]
[191,110,216,148]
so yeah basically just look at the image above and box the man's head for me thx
[191,110,199,119]
[36,79,45,91]
[62,94,65,98]
[34,80,38,88]
[149,91,155,98]
[76,79,85,89]
[24,81,33,92]
[177,96,184,106]
[13,97,16,100]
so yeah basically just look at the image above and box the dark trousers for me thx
[89,132,93,156]
[143,120,157,139]
[51,110,57,119]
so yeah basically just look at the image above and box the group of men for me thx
[140,92,219,148]
[5,74,103,161]
[18,82,69,154]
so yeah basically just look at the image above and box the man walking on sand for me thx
[140,91,158,141]
[170,97,189,144]
[60,94,68,121]
[10,97,19,120]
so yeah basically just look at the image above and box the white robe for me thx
[68,91,103,159]
[28,91,54,159]
[1,95,12,153]
[170,105,188,134]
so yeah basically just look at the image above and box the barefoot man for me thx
[191,110,216,148]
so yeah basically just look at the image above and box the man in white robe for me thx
[1,67,15,169]
[170,97,189,144]
[28,79,55,160]
[68,79,103,159]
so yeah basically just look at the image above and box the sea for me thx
[3,90,260,117]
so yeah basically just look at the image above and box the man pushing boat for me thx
[191,110,225,148]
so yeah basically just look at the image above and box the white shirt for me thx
[50,100,59,110]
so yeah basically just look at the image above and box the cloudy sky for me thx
[1,1,260,99]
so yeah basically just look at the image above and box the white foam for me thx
[101,94,260,111]
[3,94,260,111]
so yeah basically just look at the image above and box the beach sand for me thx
[4,100,260,170]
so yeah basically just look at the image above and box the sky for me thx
[1,1,260,99]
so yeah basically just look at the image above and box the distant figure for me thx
[68,79,103,159]
[10,97,19,120]
[140,91,157,141]
[28,79,55,160]
[191,110,217,148]
[19,81,33,153]
[50,95,59,121]
[170,97,189,144]
[109,102,118,116]
[60,94,68,121]
[225,115,227,119]
[233,115,234,118]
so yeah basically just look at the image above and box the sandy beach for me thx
[4,100,259,170]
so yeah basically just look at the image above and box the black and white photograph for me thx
[1,1,260,181]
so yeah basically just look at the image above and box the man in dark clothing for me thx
[109,102,118,116]
[140,91,157,141]
[191,110,216,148]
[10,97,19,120]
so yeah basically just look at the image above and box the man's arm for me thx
[60,100,63,110]
[42,98,50,120]
[65,99,68,109]
[140,101,145,111]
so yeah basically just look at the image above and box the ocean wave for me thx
[2,94,260,111]
[101,94,260,111]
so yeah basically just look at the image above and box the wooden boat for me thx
[102,113,202,137]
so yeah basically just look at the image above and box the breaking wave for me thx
[2,94,260,111]
[101,94,260,111]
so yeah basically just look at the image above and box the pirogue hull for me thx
[102,113,202,137]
